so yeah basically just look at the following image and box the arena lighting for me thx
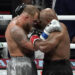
[0,15,75,20]
[58,15,75,20]
[70,43,75,49]
[0,42,7,48]
[0,15,12,20]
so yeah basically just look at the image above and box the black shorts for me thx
[42,59,73,75]
[7,56,37,75]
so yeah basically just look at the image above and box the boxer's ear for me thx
[25,16,29,19]
[15,3,26,15]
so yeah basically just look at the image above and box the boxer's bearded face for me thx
[23,23,32,33]
[32,20,44,30]
[23,13,39,33]
[22,15,34,33]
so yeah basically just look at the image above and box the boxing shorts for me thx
[7,56,37,75]
[42,59,73,75]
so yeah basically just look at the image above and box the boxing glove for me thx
[40,19,62,40]
[30,35,40,46]
[15,3,26,15]
[27,29,42,39]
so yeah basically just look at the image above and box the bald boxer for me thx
[30,8,73,75]
[5,4,39,75]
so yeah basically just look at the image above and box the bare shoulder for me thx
[12,16,19,22]
[48,22,67,40]
[10,26,25,36]
[9,16,19,25]
[57,22,68,39]
[60,22,67,30]
[10,25,26,45]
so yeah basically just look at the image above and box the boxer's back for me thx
[45,23,70,60]
[5,17,24,57]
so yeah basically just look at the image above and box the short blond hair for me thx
[23,5,40,17]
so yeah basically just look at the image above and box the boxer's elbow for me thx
[39,47,46,53]
[39,45,50,53]
[20,43,34,51]
[39,44,55,53]
[18,41,30,49]
[19,42,26,49]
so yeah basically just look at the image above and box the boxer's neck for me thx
[17,15,27,27]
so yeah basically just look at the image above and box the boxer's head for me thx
[23,5,39,24]
[18,4,40,33]
[40,8,58,29]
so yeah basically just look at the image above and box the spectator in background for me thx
[44,0,52,8]
[22,0,32,4]
[32,0,43,10]
[11,0,22,17]
[22,0,53,10]
[11,0,32,17]
[54,0,75,58]
[72,37,75,43]
[11,0,53,16]
[54,0,75,42]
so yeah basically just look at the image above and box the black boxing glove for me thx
[15,3,26,15]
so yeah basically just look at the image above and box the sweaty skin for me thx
[34,8,70,61]
[5,5,39,57]
[35,23,70,60]
[5,17,34,57]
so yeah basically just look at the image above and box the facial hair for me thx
[23,23,31,34]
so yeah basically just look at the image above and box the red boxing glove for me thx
[30,35,40,46]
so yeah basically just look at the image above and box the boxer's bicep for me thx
[39,32,63,53]
[10,27,27,48]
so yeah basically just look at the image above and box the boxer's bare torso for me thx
[35,23,70,61]
[5,17,34,57]
[44,23,70,60]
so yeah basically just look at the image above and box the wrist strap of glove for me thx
[30,35,40,46]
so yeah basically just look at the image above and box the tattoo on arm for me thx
[10,26,27,48]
